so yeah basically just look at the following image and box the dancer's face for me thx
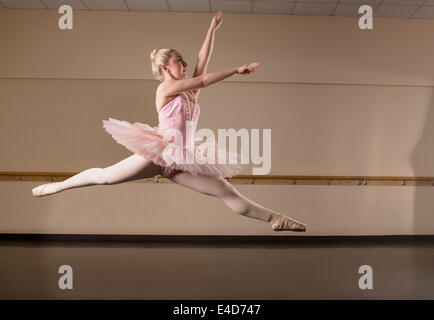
[163,51,188,80]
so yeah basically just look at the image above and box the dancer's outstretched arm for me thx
[159,62,259,100]
[191,11,223,100]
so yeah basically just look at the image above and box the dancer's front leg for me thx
[167,171,307,232]
[32,154,162,197]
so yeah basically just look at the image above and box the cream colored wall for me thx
[1,8,434,235]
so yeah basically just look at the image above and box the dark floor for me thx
[0,235,433,299]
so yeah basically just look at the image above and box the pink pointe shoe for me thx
[269,212,307,232]
[32,182,64,197]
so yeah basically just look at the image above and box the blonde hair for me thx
[150,48,177,82]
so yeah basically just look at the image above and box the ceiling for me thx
[1,0,434,20]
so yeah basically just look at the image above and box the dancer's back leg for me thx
[166,171,306,232]
[32,154,163,197]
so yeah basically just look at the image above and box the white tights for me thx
[58,154,275,222]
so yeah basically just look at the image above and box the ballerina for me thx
[32,11,306,232]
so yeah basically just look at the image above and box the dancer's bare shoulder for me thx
[156,82,197,113]
[156,83,178,113]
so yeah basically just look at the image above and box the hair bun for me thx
[150,49,159,61]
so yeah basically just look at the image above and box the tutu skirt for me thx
[102,118,243,178]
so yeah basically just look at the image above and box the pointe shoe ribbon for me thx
[270,212,307,232]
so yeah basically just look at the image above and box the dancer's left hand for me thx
[210,11,222,31]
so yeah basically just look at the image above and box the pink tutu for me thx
[102,117,243,178]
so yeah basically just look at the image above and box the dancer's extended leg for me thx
[32,154,162,197]
[167,171,306,232]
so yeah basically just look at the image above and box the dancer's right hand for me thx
[236,62,259,75]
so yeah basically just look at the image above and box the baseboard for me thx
[0,233,433,246]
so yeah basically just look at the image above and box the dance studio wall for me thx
[1,8,434,235]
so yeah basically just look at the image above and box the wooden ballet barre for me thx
[1,172,434,187]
